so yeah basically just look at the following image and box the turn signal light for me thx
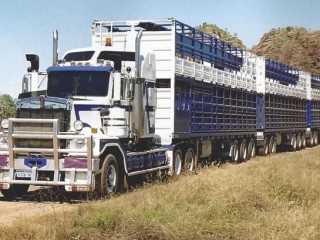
[105,37,112,46]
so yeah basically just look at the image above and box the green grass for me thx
[2,147,320,239]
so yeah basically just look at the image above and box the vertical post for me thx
[53,30,59,65]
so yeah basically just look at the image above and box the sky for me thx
[0,0,319,98]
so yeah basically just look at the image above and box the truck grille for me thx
[16,108,69,132]
[13,108,70,151]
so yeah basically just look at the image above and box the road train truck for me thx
[0,18,319,199]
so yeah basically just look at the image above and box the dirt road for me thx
[0,187,80,226]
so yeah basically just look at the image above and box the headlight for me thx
[75,139,86,149]
[74,120,83,131]
[1,119,9,129]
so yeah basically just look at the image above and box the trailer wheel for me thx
[247,138,256,159]
[263,137,269,156]
[307,132,314,147]
[101,154,119,197]
[291,135,297,151]
[269,136,276,154]
[184,148,194,172]
[1,184,29,200]
[173,149,182,176]
[301,133,306,149]
[313,131,319,146]
[231,140,240,163]
[296,134,302,150]
[239,139,247,162]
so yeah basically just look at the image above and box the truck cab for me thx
[0,20,162,199]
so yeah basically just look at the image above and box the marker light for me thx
[73,120,83,131]
[105,38,112,46]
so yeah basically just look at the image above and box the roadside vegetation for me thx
[1,147,320,239]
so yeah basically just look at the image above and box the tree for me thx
[0,94,16,122]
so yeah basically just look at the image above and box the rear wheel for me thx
[291,135,297,151]
[307,132,314,147]
[313,131,319,146]
[301,133,306,149]
[269,136,277,154]
[173,149,182,176]
[263,137,269,156]
[1,184,29,200]
[296,134,302,150]
[100,154,119,197]
[247,138,256,159]
[231,140,240,163]
[183,148,194,172]
[239,139,247,162]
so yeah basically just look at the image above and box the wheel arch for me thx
[100,143,127,175]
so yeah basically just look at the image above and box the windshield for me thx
[64,51,95,61]
[47,70,110,98]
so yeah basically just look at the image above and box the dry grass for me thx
[1,147,320,239]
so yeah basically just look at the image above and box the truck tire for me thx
[183,148,194,172]
[307,132,314,147]
[291,135,297,151]
[172,149,182,176]
[269,136,276,154]
[239,139,247,162]
[1,184,29,200]
[100,154,119,197]
[296,134,302,150]
[263,137,269,156]
[301,133,306,149]
[313,131,319,146]
[247,138,256,159]
[231,140,240,163]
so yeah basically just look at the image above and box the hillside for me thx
[252,27,320,75]
[196,22,246,49]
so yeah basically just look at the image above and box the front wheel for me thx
[100,154,119,197]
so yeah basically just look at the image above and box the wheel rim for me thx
[234,147,239,162]
[292,136,297,150]
[251,141,256,157]
[233,141,239,162]
[270,137,276,153]
[106,165,116,193]
[184,149,194,171]
[297,135,302,149]
[310,134,314,146]
[174,150,182,175]
[264,137,269,155]
[248,138,256,158]
[314,133,318,145]
[240,140,247,161]
[302,135,306,148]
[243,145,247,160]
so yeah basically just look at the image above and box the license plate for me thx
[16,171,32,178]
